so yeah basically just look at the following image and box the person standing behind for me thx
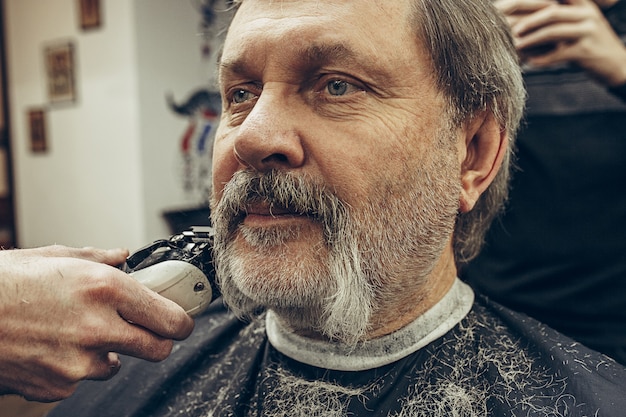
[461,0,626,364]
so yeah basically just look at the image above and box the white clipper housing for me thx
[131,260,214,317]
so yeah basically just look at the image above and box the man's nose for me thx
[233,91,306,172]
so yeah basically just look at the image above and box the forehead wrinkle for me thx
[220,0,425,86]
[220,39,398,86]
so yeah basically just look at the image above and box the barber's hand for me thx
[495,0,626,86]
[0,245,195,402]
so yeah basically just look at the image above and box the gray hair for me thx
[409,0,525,265]
[226,0,526,266]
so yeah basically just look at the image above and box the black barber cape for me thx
[49,280,626,416]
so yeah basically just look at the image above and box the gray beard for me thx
[211,170,376,345]
[210,128,460,345]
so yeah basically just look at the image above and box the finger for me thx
[86,352,122,381]
[77,305,177,362]
[79,247,130,266]
[75,265,194,339]
[512,4,588,36]
[115,275,195,340]
[515,15,596,54]
[23,245,130,266]
[562,0,592,6]
[105,320,177,362]
[521,36,602,68]
[521,43,570,67]
[515,21,589,51]
[495,0,554,15]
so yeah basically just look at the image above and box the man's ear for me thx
[458,112,507,213]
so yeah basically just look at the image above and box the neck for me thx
[266,277,474,371]
[366,243,457,340]
[271,241,458,344]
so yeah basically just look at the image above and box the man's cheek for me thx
[211,148,238,200]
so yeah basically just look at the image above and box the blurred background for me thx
[0,0,229,252]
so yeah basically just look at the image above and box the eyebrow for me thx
[299,43,357,68]
[219,42,360,78]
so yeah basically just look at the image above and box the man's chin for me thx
[227,267,331,309]
[218,241,333,315]
[236,222,323,251]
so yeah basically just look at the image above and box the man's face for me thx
[211,0,463,342]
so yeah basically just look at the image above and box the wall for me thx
[4,0,210,250]
[134,0,218,244]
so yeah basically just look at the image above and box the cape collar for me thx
[266,278,474,371]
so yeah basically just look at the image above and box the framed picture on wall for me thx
[44,42,77,104]
[27,108,48,153]
[78,0,102,30]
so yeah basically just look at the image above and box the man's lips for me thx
[242,202,307,225]
[245,202,293,217]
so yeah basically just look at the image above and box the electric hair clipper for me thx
[123,226,219,317]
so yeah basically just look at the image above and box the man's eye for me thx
[327,80,349,96]
[232,89,255,104]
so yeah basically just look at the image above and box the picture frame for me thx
[44,42,77,104]
[78,0,102,30]
[27,108,48,153]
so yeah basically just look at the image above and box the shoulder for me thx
[460,295,626,413]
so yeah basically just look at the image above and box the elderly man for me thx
[48,0,626,416]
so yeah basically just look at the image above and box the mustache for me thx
[213,170,349,238]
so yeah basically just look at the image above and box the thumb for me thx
[79,247,130,266]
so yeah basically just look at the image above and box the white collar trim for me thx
[266,278,475,371]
